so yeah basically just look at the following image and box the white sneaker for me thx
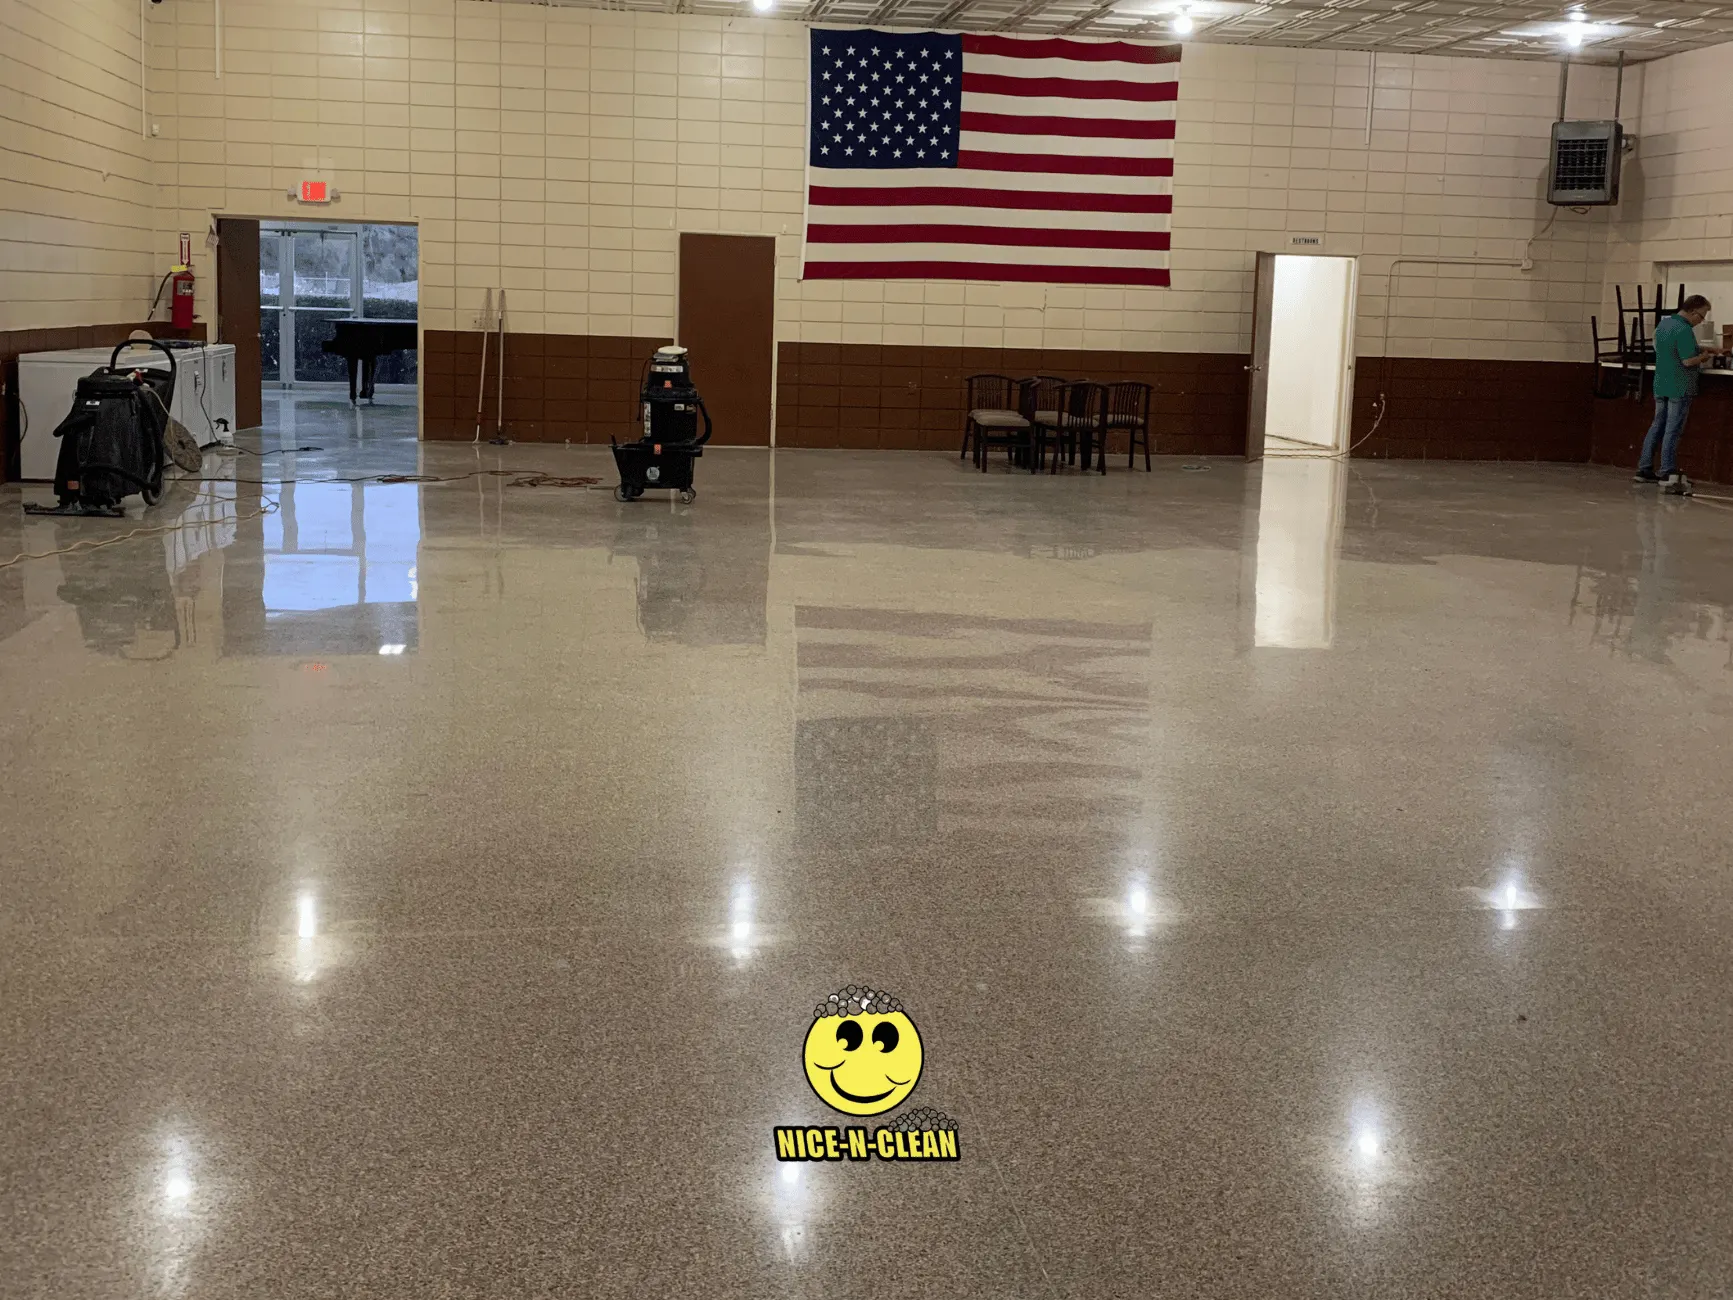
[1664,472,1693,496]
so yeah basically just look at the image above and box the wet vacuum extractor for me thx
[612,345,711,503]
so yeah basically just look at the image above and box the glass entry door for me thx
[261,228,360,386]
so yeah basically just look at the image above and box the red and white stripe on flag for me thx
[803,32,1180,288]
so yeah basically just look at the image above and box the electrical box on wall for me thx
[1549,121,1623,206]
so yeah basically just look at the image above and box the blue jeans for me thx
[1638,395,1693,476]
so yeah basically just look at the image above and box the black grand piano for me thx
[321,318,418,403]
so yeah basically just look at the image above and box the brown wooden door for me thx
[216,217,263,431]
[677,233,775,446]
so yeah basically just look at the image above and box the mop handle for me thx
[472,287,492,443]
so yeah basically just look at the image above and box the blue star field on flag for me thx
[809,31,962,171]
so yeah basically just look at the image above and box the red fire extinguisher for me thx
[171,266,196,329]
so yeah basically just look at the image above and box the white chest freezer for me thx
[17,342,237,482]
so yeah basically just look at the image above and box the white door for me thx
[1246,253,1359,458]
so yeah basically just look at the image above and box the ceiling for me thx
[524,0,1733,60]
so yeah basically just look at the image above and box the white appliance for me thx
[17,342,237,482]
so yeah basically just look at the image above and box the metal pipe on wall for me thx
[140,0,148,139]
[1557,57,1570,123]
[1365,51,1375,147]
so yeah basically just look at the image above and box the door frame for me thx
[1245,251,1361,460]
[214,212,423,437]
[1245,251,1277,462]
[676,229,780,447]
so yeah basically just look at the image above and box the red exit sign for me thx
[299,180,330,203]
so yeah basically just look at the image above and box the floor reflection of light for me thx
[377,644,406,655]
[1355,1126,1381,1161]
[770,1158,812,1265]
[293,889,322,983]
[160,1133,196,1213]
[729,877,756,965]
[1478,870,1542,931]
[1342,1099,1389,1226]
[1254,457,1346,649]
[150,1127,208,1298]
[1126,880,1151,941]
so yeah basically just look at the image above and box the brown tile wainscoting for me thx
[421,330,670,443]
[418,330,1604,468]
[1589,380,1733,484]
[776,342,1249,455]
[1349,357,1597,465]
[779,344,1598,462]
[1,322,206,483]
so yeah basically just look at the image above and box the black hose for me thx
[147,270,175,320]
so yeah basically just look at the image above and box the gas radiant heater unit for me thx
[1548,53,1626,207]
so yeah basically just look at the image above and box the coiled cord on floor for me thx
[0,485,280,572]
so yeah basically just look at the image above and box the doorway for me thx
[1246,253,1359,459]
[259,223,418,389]
[678,233,776,446]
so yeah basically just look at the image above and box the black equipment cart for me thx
[612,345,711,504]
[26,340,178,517]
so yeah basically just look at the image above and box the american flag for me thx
[803,30,1180,288]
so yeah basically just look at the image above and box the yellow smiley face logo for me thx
[803,984,924,1117]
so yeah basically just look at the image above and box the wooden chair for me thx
[961,373,1032,470]
[1035,381,1105,474]
[1103,381,1153,470]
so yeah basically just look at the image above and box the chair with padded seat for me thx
[962,374,1032,469]
[1035,380,1105,474]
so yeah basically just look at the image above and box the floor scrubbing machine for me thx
[24,340,188,518]
[612,345,711,504]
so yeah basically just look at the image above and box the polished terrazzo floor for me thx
[3,392,1732,1298]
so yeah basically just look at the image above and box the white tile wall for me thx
[1601,45,1733,320]
[0,0,162,332]
[11,0,1715,365]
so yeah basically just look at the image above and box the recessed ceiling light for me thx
[1172,7,1195,33]
[1563,25,1584,46]
[752,0,773,10]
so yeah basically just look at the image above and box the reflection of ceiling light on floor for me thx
[1481,874,1541,930]
[378,644,406,655]
[297,891,318,939]
[728,877,757,964]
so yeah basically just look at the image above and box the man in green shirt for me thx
[1636,294,1724,494]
